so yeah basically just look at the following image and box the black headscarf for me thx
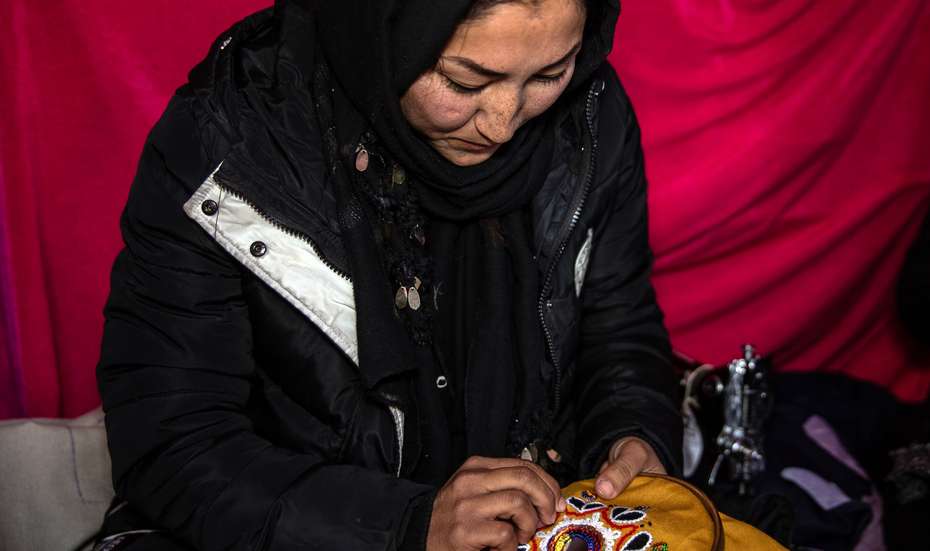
[298,0,619,459]
[312,0,618,218]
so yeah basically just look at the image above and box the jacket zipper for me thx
[538,79,604,413]
[215,182,410,476]
[215,184,352,282]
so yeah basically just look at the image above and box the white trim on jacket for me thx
[183,163,360,365]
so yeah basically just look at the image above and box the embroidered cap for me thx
[519,475,785,551]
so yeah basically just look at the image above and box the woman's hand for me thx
[427,456,566,551]
[594,437,666,499]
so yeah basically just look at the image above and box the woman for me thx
[95,0,682,549]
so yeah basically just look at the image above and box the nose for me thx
[475,86,523,144]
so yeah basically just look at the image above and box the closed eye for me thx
[534,70,567,86]
[441,74,485,95]
[441,70,567,95]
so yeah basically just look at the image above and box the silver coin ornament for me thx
[392,165,406,186]
[395,286,408,309]
[355,147,369,172]
[408,286,422,311]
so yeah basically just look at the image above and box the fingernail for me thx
[596,479,614,497]
[557,497,567,512]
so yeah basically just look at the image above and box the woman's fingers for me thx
[594,437,665,499]
[466,489,543,542]
[428,456,567,551]
[462,519,519,551]
[454,465,560,523]
[429,487,538,550]
[461,456,564,511]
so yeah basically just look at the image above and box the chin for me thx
[440,147,497,167]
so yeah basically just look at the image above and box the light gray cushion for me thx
[0,407,114,551]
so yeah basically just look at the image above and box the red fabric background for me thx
[609,0,930,402]
[0,0,267,417]
[1,0,928,419]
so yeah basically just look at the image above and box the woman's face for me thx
[400,0,586,166]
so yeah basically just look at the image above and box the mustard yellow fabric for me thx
[720,511,786,551]
[519,475,785,551]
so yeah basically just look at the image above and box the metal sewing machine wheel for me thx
[707,344,774,496]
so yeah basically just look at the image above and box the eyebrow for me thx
[442,41,582,79]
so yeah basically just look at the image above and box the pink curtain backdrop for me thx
[0,0,267,418]
[1,1,928,419]
[609,0,930,402]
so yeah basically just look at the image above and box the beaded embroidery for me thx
[518,489,657,551]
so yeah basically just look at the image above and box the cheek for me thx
[522,89,564,119]
[402,76,476,135]
[519,71,576,123]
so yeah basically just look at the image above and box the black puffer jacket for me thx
[97,7,682,551]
